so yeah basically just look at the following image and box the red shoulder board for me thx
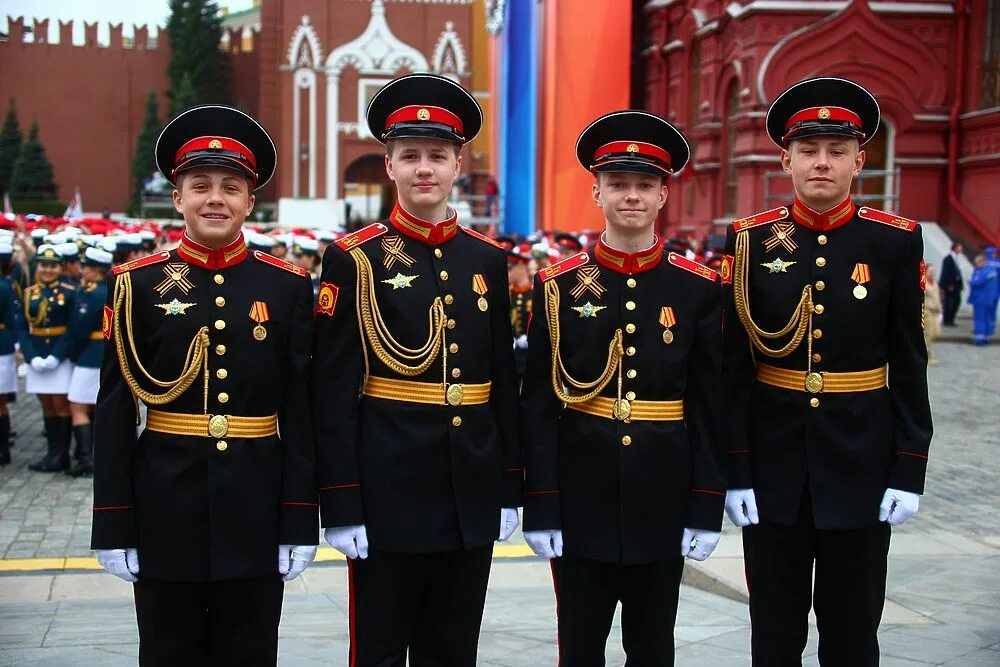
[334,222,388,251]
[460,225,503,249]
[539,252,589,282]
[253,250,308,277]
[668,252,718,282]
[112,251,171,275]
[732,206,789,233]
[857,206,917,232]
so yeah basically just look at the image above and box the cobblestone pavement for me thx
[1,315,998,665]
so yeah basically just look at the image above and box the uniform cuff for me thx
[319,483,364,528]
[686,489,725,532]
[90,505,138,549]
[728,450,753,489]
[279,502,320,545]
[888,451,928,494]
[522,490,561,531]
[502,467,525,507]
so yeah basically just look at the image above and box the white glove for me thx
[879,488,920,526]
[725,488,760,527]
[42,355,60,370]
[278,544,318,582]
[681,528,722,561]
[30,357,47,372]
[523,529,563,559]
[96,548,140,583]
[514,334,528,349]
[324,524,369,560]
[498,507,520,541]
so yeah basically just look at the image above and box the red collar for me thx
[790,196,855,232]
[389,203,459,245]
[593,235,663,275]
[177,233,248,269]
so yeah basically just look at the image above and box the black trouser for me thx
[348,544,493,667]
[743,492,891,667]
[133,574,284,666]
[551,554,685,666]
[943,287,961,325]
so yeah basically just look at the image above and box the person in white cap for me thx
[0,242,18,465]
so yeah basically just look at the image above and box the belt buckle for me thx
[446,384,465,406]
[613,398,632,422]
[804,372,824,394]
[208,414,229,438]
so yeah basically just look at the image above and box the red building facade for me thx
[640,0,1000,248]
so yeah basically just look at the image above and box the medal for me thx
[477,297,488,312]
[249,301,270,341]
[472,274,489,311]
[853,284,868,300]
[253,325,267,341]
[851,263,871,300]
[659,306,676,345]
[662,329,674,344]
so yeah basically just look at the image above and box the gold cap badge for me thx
[208,139,223,149]
[417,108,431,121]
[626,143,639,153]
[818,108,831,120]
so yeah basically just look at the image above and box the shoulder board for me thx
[59,282,77,291]
[459,225,503,249]
[253,250,309,277]
[334,222,388,251]
[112,251,171,275]
[857,206,917,232]
[668,252,718,282]
[732,205,790,233]
[539,252,589,282]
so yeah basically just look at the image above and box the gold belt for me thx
[89,331,104,341]
[30,326,67,336]
[146,410,278,439]
[566,395,684,422]
[362,376,491,407]
[756,363,887,394]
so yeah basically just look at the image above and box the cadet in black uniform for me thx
[521,111,726,666]
[91,105,319,666]
[722,78,933,665]
[313,73,522,667]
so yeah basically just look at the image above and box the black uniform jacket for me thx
[313,203,521,553]
[521,237,726,565]
[91,234,318,582]
[723,198,933,530]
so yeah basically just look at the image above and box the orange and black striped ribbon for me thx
[851,263,871,285]
[570,266,606,300]
[659,306,677,329]
[762,222,798,253]
[472,274,489,296]
[154,263,196,296]
[249,301,270,324]
[381,235,415,270]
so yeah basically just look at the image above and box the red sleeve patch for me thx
[919,258,927,291]
[720,254,734,285]
[316,282,339,317]
[102,305,113,339]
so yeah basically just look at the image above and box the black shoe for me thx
[28,417,69,473]
[67,423,94,478]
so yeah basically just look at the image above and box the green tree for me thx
[128,89,161,216]
[166,0,230,114]
[0,98,23,196]
[9,121,57,201]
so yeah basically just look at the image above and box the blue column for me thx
[500,0,537,238]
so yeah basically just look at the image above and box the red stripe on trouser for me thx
[348,558,357,667]
[550,560,562,667]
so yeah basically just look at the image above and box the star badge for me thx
[761,258,797,274]
[155,298,196,315]
[571,302,606,318]
[382,273,419,290]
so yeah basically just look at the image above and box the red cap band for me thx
[784,106,862,134]
[385,105,464,134]
[174,136,257,169]
[593,141,672,169]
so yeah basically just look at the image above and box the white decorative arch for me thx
[431,21,468,81]
[324,0,430,202]
[285,16,324,198]
[286,15,323,68]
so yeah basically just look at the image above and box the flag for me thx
[64,188,83,220]
[2,192,12,218]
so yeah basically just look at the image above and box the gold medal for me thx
[662,329,674,344]
[853,284,868,300]
[478,297,489,312]
[253,324,267,341]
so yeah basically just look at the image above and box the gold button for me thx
[449,343,459,354]
[626,346,636,356]
[452,416,462,427]
[818,235,828,245]
[216,440,228,451]
[215,296,225,307]
[625,391,636,401]
[218,392,229,404]
[626,278,637,288]
[815,281,826,291]
[625,301,636,311]
[621,435,632,446]
[627,369,637,379]
[214,320,226,330]
[216,368,228,379]
[444,295,454,305]
[434,249,443,258]
[625,323,636,334]
[810,398,820,408]
[813,329,823,339]
[814,304,825,314]
[439,270,449,281]
[812,353,822,363]
[815,257,827,267]
[215,344,226,356]
[451,367,461,378]
[447,319,456,329]
[214,274,224,285]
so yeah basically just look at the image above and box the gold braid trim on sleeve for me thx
[112,272,210,423]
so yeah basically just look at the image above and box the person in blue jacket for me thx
[985,246,1000,338]
[18,244,77,472]
[65,247,112,477]
[0,242,20,466]
[969,252,999,345]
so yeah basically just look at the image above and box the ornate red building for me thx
[639,0,1000,250]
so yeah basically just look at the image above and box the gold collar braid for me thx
[113,271,210,423]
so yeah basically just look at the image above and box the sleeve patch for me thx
[720,254,734,285]
[102,305,113,339]
[919,258,927,292]
[315,282,339,317]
